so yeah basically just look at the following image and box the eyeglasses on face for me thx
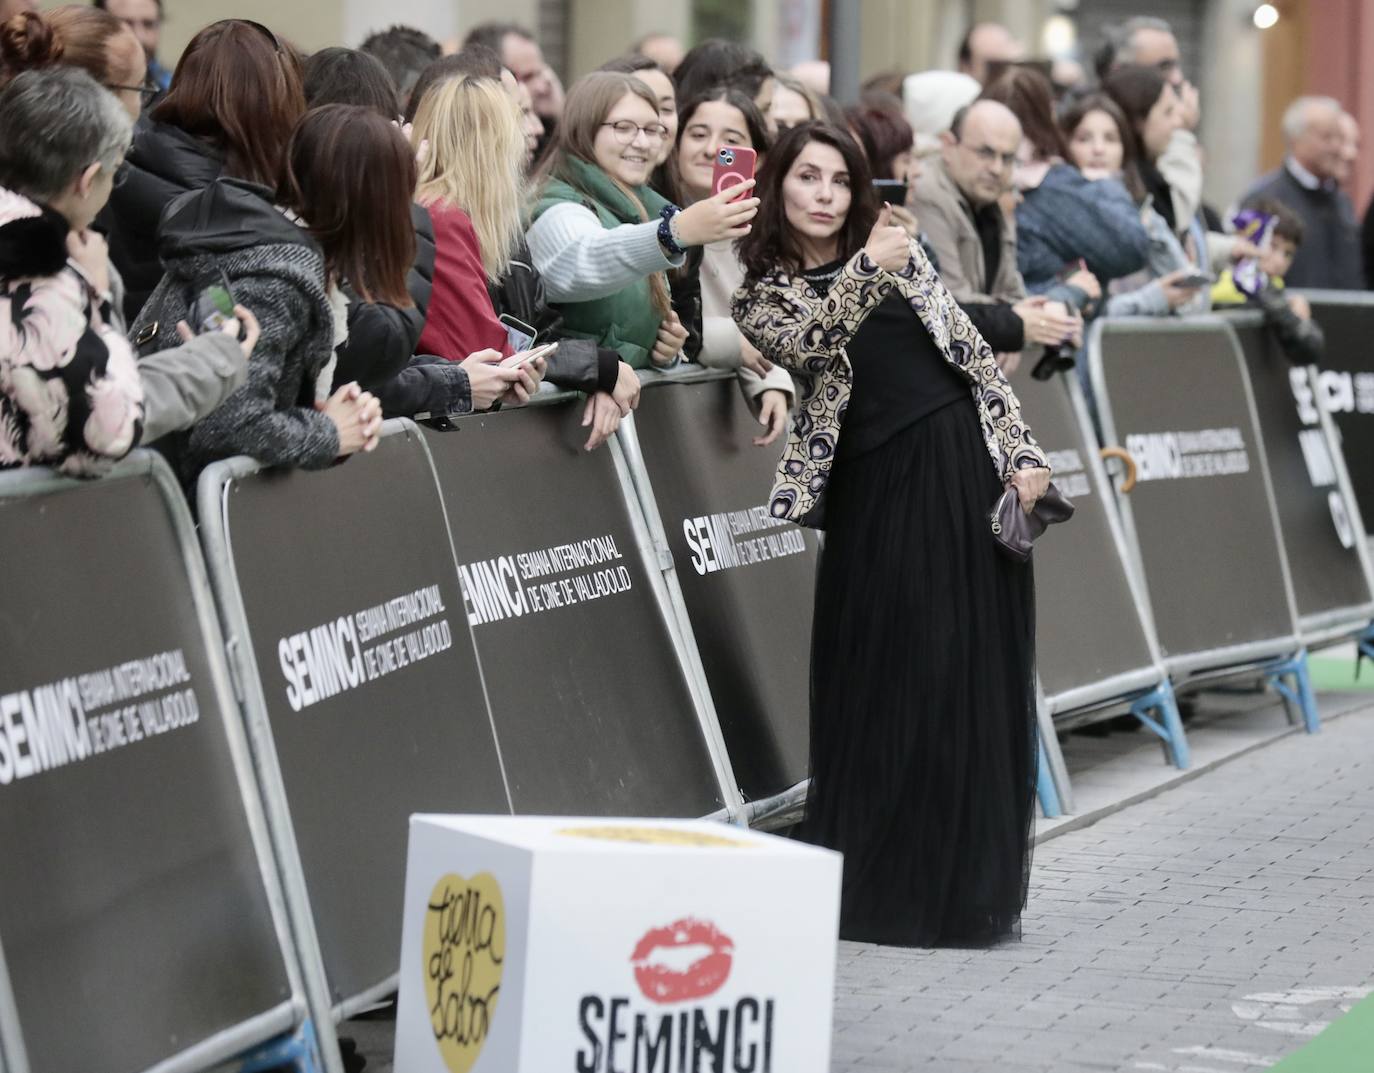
[601,120,670,144]
[106,79,160,108]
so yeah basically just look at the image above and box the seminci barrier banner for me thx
[199,423,510,1009]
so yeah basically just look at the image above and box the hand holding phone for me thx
[711,145,758,202]
[500,341,558,369]
[872,179,908,206]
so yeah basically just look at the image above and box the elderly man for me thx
[911,99,1081,368]
[956,22,1024,86]
[1243,97,1362,290]
[1098,16,1205,238]
[96,0,170,91]
[464,22,563,135]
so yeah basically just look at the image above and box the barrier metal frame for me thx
[1040,372,1190,784]
[1086,317,1306,681]
[611,367,789,825]
[1301,358,1374,645]
[1226,308,1374,647]
[450,381,745,822]
[199,427,459,1057]
[1287,288,1374,565]
[0,454,321,1073]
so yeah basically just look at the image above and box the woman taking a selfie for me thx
[527,71,758,370]
[662,85,792,446]
[733,122,1050,949]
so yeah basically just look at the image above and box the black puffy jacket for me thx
[105,120,225,323]
[332,202,436,396]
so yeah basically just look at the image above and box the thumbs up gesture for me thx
[863,203,911,272]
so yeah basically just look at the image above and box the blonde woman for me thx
[410,74,542,403]
[526,71,758,369]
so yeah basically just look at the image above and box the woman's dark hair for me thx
[1101,63,1169,164]
[979,65,1068,163]
[738,121,878,284]
[846,92,914,180]
[658,84,771,205]
[1058,91,1145,202]
[599,53,659,76]
[303,47,399,118]
[403,45,501,123]
[0,6,129,88]
[152,19,305,186]
[673,38,772,103]
[358,23,439,103]
[279,104,415,307]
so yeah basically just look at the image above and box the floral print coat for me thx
[0,187,143,475]
[732,240,1048,526]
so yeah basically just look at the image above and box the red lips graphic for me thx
[631,918,734,1004]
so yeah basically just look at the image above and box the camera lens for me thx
[722,152,734,164]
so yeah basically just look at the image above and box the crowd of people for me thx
[1,0,1368,962]
[0,6,1362,480]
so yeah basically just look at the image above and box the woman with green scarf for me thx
[527,71,758,369]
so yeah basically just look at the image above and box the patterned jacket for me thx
[0,187,144,476]
[731,240,1048,525]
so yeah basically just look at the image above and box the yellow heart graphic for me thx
[421,872,505,1073]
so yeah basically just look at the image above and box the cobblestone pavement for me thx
[830,704,1374,1072]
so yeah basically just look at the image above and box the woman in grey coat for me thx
[132,106,421,483]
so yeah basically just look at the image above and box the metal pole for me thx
[828,0,862,105]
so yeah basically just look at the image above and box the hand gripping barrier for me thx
[614,367,820,823]
[1087,317,1317,731]
[1225,309,1374,648]
[1007,366,1185,810]
[0,453,322,1073]
[419,390,744,820]
[196,420,511,1035]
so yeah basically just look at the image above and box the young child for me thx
[1213,198,1325,365]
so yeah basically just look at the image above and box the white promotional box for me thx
[393,815,842,1073]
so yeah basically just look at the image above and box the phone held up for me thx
[872,179,908,206]
[711,145,758,201]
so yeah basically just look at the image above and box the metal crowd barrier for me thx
[196,421,511,1027]
[421,391,743,820]
[1007,367,1185,809]
[1305,291,1374,537]
[1226,310,1374,646]
[1087,317,1318,730]
[4,309,1373,1057]
[616,367,820,824]
[0,453,323,1073]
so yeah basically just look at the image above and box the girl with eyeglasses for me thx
[527,71,758,370]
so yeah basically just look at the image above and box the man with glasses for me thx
[912,99,1082,367]
[96,0,170,92]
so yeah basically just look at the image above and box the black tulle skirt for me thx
[800,397,1036,948]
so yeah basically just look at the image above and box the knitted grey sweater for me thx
[132,178,340,483]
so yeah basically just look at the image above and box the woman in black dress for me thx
[732,123,1051,947]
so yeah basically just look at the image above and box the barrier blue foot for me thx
[1356,623,1374,679]
[1265,649,1321,734]
[1129,678,1190,769]
[237,1020,324,1073]
[1036,733,1062,819]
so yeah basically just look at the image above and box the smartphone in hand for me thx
[872,179,908,205]
[711,145,757,201]
[500,341,558,369]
